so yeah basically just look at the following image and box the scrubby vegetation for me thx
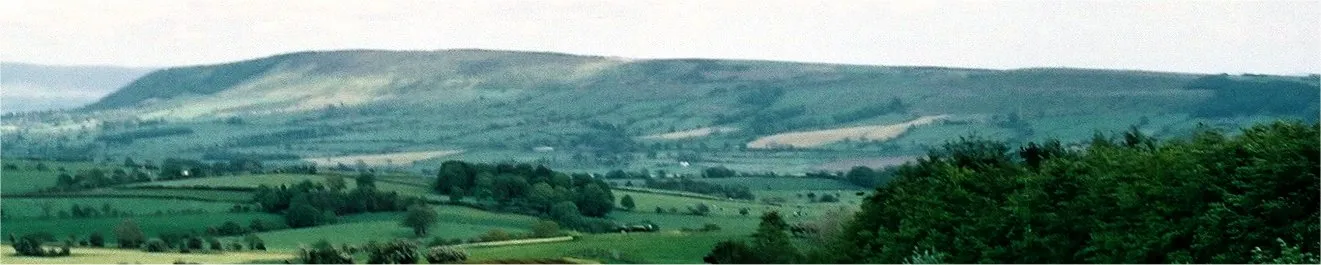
[765,121,1319,264]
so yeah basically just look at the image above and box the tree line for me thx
[253,173,422,228]
[433,161,616,231]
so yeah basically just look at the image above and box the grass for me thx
[466,230,748,264]
[0,245,296,264]
[239,205,540,251]
[0,213,284,243]
[2,197,244,219]
[47,188,255,202]
[1,160,123,194]
[130,173,440,200]
[692,177,862,191]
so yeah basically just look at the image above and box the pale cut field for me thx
[304,150,464,166]
[639,127,739,140]
[746,115,949,149]
[0,246,294,264]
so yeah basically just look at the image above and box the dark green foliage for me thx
[425,246,469,264]
[285,202,325,228]
[530,220,561,238]
[297,240,354,264]
[114,219,146,248]
[829,121,1319,263]
[88,232,105,247]
[549,201,581,227]
[184,236,204,251]
[95,127,194,144]
[365,239,420,264]
[704,240,757,264]
[644,178,755,200]
[253,179,418,228]
[704,211,801,263]
[142,238,169,252]
[1187,74,1320,120]
[401,205,439,236]
[619,194,636,211]
[207,237,223,251]
[244,234,266,251]
[702,166,737,178]
[433,161,614,219]
[12,233,70,257]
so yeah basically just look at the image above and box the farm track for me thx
[444,236,576,248]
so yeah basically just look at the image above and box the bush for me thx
[530,220,561,238]
[425,246,469,264]
[88,232,105,247]
[207,237,223,251]
[227,242,244,251]
[297,240,353,264]
[143,238,170,252]
[364,239,420,264]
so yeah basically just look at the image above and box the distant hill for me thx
[1,63,154,113]
[8,49,1317,174]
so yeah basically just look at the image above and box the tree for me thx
[845,166,877,188]
[574,183,614,217]
[285,203,324,228]
[326,175,347,191]
[355,172,376,190]
[400,205,439,237]
[705,240,759,264]
[530,220,561,238]
[620,194,636,211]
[750,211,800,263]
[243,234,266,251]
[550,201,582,227]
[426,246,469,264]
[88,232,105,247]
[207,237,223,251]
[114,219,146,248]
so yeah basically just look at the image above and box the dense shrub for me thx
[297,240,353,264]
[425,246,469,264]
[819,122,1319,263]
[365,239,420,264]
[142,238,170,252]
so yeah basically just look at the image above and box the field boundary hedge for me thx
[2,193,251,203]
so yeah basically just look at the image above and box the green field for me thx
[692,177,862,191]
[132,173,440,200]
[1,213,284,243]
[1,160,126,194]
[46,188,255,202]
[2,197,244,219]
[239,205,541,250]
[466,230,749,263]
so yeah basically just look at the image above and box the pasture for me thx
[241,205,540,250]
[692,177,862,191]
[1,213,284,243]
[2,197,243,219]
[465,229,747,263]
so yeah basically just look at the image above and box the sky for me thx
[2,0,1318,75]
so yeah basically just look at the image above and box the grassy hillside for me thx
[3,50,1315,176]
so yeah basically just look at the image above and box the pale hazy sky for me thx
[2,0,1318,74]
